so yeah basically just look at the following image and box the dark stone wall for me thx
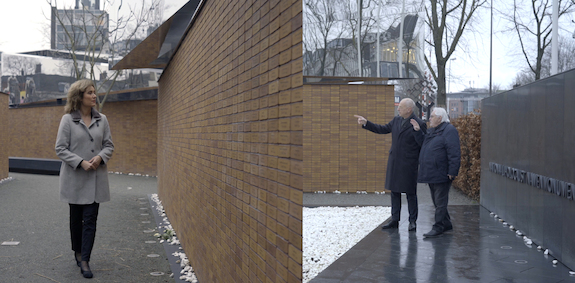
[481,69,575,270]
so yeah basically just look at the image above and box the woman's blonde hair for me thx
[64,79,95,114]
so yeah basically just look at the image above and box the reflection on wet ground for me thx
[311,205,575,283]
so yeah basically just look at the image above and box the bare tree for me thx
[303,0,393,77]
[3,55,40,77]
[540,35,575,77]
[510,69,536,88]
[47,0,160,111]
[303,0,345,76]
[501,0,575,81]
[491,83,503,93]
[511,34,575,88]
[423,0,487,107]
[344,0,381,76]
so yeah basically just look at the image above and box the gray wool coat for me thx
[55,108,114,204]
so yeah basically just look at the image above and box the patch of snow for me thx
[303,206,391,283]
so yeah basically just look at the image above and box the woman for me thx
[410,107,460,238]
[55,80,114,278]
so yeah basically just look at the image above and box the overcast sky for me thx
[1,0,574,92]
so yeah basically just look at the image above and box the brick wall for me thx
[303,84,394,193]
[103,100,158,175]
[0,93,8,180]
[7,100,157,176]
[157,0,303,282]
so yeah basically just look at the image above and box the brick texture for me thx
[303,84,394,193]
[156,0,303,282]
[6,100,157,176]
[0,93,8,180]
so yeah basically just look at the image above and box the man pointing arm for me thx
[354,98,427,232]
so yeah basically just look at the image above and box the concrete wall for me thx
[7,99,158,176]
[0,93,8,180]
[157,0,303,282]
[481,69,575,270]
[303,84,394,192]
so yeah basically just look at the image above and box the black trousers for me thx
[429,182,452,232]
[390,191,418,223]
[69,202,100,262]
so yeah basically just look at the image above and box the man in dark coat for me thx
[355,98,427,231]
[411,107,461,237]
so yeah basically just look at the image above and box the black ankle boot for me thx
[74,252,81,267]
[80,261,93,278]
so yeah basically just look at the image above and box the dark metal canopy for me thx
[111,0,203,70]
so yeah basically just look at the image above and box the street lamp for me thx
[448,57,456,93]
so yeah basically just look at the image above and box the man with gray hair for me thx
[355,98,427,231]
[411,107,461,237]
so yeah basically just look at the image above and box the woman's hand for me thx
[80,160,92,171]
[88,155,102,170]
[410,119,420,131]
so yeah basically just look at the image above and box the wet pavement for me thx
[308,195,575,282]
[0,173,174,282]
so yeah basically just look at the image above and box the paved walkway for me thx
[4,174,574,282]
[305,186,575,283]
[0,173,174,282]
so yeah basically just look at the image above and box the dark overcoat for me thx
[362,113,427,193]
[415,122,461,184]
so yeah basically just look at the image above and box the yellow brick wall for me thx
[7,100,157,176]
[103,100,158,175]
[156,0,303,282]
[0,93,8,179]
[8,106,63,161]
[303,84,394,193]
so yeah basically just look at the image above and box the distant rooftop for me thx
[19,49,108,64]
[448,88,490,98]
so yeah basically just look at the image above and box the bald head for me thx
[398,98,415,118]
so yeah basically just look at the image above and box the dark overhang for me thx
[111,0,204,71]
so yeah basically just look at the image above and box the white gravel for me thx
[150,194,198,283]
[148,194,390,283]
[303,206,391,283]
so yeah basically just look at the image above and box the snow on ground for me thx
[303,206,391,283]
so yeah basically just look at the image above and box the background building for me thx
[303,10,424,79]
[447,88,489,119]
[0,52,161,106]
[50,0,109,52]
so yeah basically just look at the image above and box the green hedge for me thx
[451,111,481,201]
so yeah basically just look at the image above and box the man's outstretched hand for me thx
[354,115,367,126]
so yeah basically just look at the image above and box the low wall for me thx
[7,99,158,176]
[0,93,8,180]
[481,69,575,270]
[303,84,394,193]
